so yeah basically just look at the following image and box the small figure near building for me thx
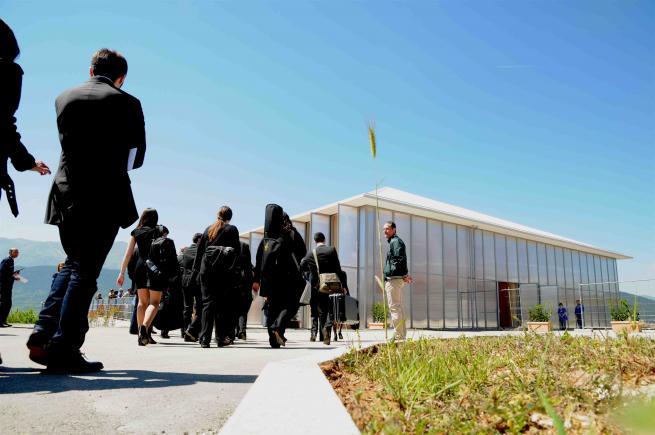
[575,300,584,329]
[557,302,568,331]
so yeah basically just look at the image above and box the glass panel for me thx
[428,220,443,275]
[507,236,518,283]
[457,226,471,278]
[555,247,565,288]
[546,245,556,286]
[292,221,307,248]
[485,280,498,328]
[520,284,539,327]
[342,266,358,300]
[411,216,427,328]
[444,275,458,328]
[310,213,331,249]
[594,255,605,327]
[359,208,373,324]
[527,241,538,283]
[537,243,548,285]
[540,285,559,324]
[394,212,412,324]
[564,249,575,316]
[517,239,529,283]
[443,224,457,278]
[459,277,473,328]
[474,230,484,280]
[495,234,507,282]
[483,231,496,280]
[337,205,358,267]
[429,274,444,328]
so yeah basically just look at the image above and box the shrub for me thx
[372,302,387,323]
[7,308,38,324]
[528,304,551,322]
[610,298,639,322]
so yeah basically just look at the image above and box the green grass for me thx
[6,308,38,324]
[327,333,655,434]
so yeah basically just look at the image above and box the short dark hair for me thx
[313,232,326,243]
[192,233,203,244]
[385,221,396,229]
[0,19,20,61]
[91,48,128,81]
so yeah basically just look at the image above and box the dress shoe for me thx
[268,335,281,348]
[147,333,157,344]
[322,328,331,345]
[217,337,232,347]
[273,330,286,347]
[45,351,104,375]
[26,330,51,366]
[200,342,210,348]
[160,331,170,339]
[0,322,12,328]
[338,332,344,340]
[237,331,246,340]
[138,325,149,346]
[310,333,316,342]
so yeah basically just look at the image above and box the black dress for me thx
[131,226,163,291]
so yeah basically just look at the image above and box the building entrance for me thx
[498,282,520,328]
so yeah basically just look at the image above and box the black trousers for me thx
[317,293,333,337]
[310,288,320,336]
[35,220,119,351]
[0,285,13,323]
[236,290,253,336]
[182,282,202,335]
[199,274,231,344]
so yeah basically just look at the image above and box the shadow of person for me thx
[0,367,257,395]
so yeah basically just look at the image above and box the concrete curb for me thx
[219,344,358,435]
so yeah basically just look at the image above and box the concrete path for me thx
[0,325,360,434]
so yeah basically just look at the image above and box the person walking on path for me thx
[180,233,203,342]
[0,248,20,327]
[0,19,51,218]
[27,48,146,374]
[575,300,584,329]
[383,221,412,341]
[300,232,348,345]
[233,241,254,341]
[192,206,240,348]
[557,302,568,331]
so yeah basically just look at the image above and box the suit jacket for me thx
[300,244,348,291]
[0,60,36,216]
[45,76,146,228]
[0,256,15,291]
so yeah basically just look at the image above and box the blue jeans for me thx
[34,222,119,351]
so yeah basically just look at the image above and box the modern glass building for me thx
[241,188,630,329]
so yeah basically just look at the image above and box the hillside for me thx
[0,237,127,269]
[11,266,122,311]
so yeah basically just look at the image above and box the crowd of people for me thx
[0,18,412,373]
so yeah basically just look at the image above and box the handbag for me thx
[313,249,342,294]
[298,279,312,306]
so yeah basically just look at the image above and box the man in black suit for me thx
[0,248,20,327]
[27,48,146,374]
[300,232,348,345]
[180,233,203,342]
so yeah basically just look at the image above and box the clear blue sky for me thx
[1,1,653,281]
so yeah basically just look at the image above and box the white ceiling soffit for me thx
[241,187,631,260]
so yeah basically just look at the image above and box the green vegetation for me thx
[610,298,640,322]
[371,302,387,323]
[323,334,655,434]
[6,308,38,324]
[528,304,551,322]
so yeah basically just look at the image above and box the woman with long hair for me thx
[117,208,165,346]
[192,206,240,348]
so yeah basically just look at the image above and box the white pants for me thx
[384,278,406,339]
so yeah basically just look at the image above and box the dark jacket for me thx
[192,224,241,276]
[0,256,15,291]
[45,76,146,228]
[237,241,254,291]
[178,242,198,288]
[383,234,408,279]
[300,244,348,291]
[0,59,36,216]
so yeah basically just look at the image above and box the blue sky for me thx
[1,1,653,281]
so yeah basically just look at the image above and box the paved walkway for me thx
[3,325,651,434]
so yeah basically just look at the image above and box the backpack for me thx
[146,233,179,283]
[259,237,285,285]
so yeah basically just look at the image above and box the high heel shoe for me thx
[138,325,149,346]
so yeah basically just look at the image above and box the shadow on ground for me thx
[0,367,257,394]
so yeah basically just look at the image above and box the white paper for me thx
[16,274,28,284]
[127,148,137,171]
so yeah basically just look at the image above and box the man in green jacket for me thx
[383,221,412,340]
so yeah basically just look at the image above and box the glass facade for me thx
[246,203,621,330]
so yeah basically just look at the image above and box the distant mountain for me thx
[0,237,127,269]
[11,266,122,311]
[618,292,655,316]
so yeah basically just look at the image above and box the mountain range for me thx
[1,237,128,310]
